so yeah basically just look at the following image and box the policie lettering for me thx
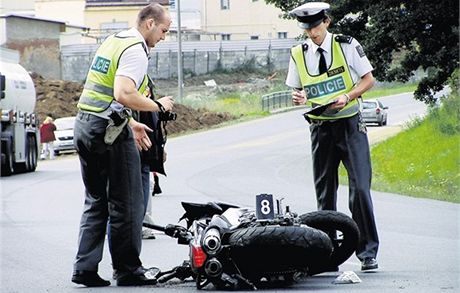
[91,56,111,74]
[304,76,346,99]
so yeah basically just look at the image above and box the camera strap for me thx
[154,100,166,113]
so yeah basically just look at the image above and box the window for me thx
[221,34,231,41]
[362,101,377,109]
[221,0,230,10]
[278,32,287,39]
[250,35,259,40]
[169,0,175,9]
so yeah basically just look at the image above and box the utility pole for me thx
[176,0,183,102]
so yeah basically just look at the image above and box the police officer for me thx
[72,3,174,287]
[286,2,379,271]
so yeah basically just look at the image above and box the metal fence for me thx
[261,90,292,111]
[60,38,300,81]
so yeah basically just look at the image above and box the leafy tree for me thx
[266,0,459,104]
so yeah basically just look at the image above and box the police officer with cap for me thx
[286,2,379,271]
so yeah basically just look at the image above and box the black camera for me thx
[158,111,177,121]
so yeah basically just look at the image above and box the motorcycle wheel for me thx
[299,210,359,274]
[227,225,333,281]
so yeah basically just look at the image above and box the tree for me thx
[266,0,459,104]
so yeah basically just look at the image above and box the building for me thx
[34,0,169,43]
[33,0,300,42]
[200,0,300,41]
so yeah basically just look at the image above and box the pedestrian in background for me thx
[39,116,56,160]
[286,2,379,271]
[72,3,174,287]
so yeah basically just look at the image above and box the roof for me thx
[0,14,90,31]
[86,0,169,7]
[0,13,66,25]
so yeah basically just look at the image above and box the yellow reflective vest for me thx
[78,34,149,113]
[290,35,359,120]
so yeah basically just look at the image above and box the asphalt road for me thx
[1,92,458,293]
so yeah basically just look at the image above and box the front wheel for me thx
[300,210,359,274]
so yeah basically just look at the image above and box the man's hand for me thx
[292,89,307,105]
[129,119,153,151]
[157,96,175,112]
[330,94,349,110]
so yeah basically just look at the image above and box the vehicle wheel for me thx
[300,210,359,275]
[1,140,14,176]
[54,150,60,156]
[28,135,38,171]
[228,225,333,279]
[383,118,387,126]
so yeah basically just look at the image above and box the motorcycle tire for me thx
[299,210,359,274]
[227,225,333,280]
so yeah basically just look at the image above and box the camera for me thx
[158,111,177,121]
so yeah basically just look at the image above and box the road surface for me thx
[1,92,458,292]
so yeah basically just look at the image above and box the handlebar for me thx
[142,222,192,244]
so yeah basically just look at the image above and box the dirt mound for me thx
[32,73,236,134]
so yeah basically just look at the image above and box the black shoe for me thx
[361,258,378,271]
[116,267,160,286]
[72,270,111,287]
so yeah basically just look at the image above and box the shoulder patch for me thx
[335,35,353,44]
[355,45,366,58]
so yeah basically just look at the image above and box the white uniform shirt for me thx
[285,32,373,89]
[115,27,150,88]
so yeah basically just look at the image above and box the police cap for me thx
[289,2,330,29]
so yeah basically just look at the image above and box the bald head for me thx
[137,3,166,27]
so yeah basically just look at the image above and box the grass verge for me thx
[340,79,459,203]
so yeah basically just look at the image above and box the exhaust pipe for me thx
[202,228,221,255]
[204,258,223,277]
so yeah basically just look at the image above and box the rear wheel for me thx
[300,210,359,275]
[228,225,333,280]
[1,139,14,176]
[28,135,38,171]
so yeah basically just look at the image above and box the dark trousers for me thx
[73,112,144,274]
[309,114,379,260]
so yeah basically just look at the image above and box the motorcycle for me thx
[144,194,359,290]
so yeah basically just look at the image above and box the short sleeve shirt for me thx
[115,28,150,88]
[285,32,373,89]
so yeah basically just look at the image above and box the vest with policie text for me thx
[78,33,149,113]
[291,35,359,120]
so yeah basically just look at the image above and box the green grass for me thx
[182,91,272,118]
[363,83,418,99]
[371,119,459,202]
[340,90,460,203]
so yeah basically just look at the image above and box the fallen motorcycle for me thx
[144,194,359,290]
